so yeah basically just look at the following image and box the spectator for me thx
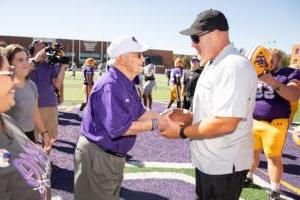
[165,67,171,85]
[143,57,156,110]
[181,56,203,110]
[71,62,77,79]
[29,40,68,154]
[4,44,47,143]
[0,48,51,199]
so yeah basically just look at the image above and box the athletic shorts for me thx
[253,118,289,157]
[143,80,155,96]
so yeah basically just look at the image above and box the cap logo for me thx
[254,53,268,68]
[132,37,138,43]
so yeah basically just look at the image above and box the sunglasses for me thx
[0,66,15,78]
[190,31,210,44]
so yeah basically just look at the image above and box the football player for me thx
[245,47,300,200]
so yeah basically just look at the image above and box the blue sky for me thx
[0,0,299,55]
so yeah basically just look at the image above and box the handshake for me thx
[156,108,193,139]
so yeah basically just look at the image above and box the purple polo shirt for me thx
[253,67,300,120]
[30,62,60,107]
[80,66,146,154]
[170,67,183,85]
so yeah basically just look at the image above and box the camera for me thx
[45,43,70,65]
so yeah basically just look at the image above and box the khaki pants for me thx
[38,106,58,153]
[74,136,125,200]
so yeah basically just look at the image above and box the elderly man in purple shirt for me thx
[74,36,167,200]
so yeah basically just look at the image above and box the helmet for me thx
[246,45,272,76]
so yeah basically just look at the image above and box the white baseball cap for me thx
[107,36,149,59]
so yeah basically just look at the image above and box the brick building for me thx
[290,44,300,69]
[0,35,174,73]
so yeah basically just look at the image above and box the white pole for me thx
[101,41,103,62]
[72,39,74,63]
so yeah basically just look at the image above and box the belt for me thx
[82,135,125,158]
[105,149,125,158]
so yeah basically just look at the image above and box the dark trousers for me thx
[182,99,191,110]
[195,168,248,200]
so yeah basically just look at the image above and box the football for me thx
[161,108,193,127]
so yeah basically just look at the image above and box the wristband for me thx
[151,118,158,131]
[179,127,187,139]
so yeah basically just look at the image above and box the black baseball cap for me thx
[180,9,229,35]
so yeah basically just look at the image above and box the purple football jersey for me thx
[253,67,300,120]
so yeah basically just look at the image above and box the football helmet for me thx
[246,45,272,76]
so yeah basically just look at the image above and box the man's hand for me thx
[159,117,181,139]
[33,48,46,63]
[160,108,193,127]
[259,73,276,86]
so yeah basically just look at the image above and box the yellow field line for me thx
[257,168,300,195]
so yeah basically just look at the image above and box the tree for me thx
[281,53,290,67]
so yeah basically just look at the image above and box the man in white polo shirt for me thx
[160,9,258,199]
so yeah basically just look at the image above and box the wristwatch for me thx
[151,118,158,131]
[179,127,187,139]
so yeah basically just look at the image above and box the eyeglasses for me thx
[190,31,210,44]
[0,66,15,78]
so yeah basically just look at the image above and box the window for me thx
[296,48,299,55]
[294,59,298,64]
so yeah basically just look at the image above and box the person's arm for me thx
[54,64,68,89]
[33,99,47,134]
[29,48,47,71]
[259,73,300,101]
[160,116,241,139]
[123,112,168,136]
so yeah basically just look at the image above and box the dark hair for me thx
[4,44,28,64]
[4,44,30,80]
[145,57,151,65]
[28,40,47,56]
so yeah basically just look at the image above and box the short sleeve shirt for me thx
[6,81,38,132]
[190,44,258,175]
[80,67,146,154]
[30,62,60,107]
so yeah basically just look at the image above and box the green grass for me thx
[125,166,195,177]
[62,71,170,106]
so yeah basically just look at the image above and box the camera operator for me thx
[29,40,68,154]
